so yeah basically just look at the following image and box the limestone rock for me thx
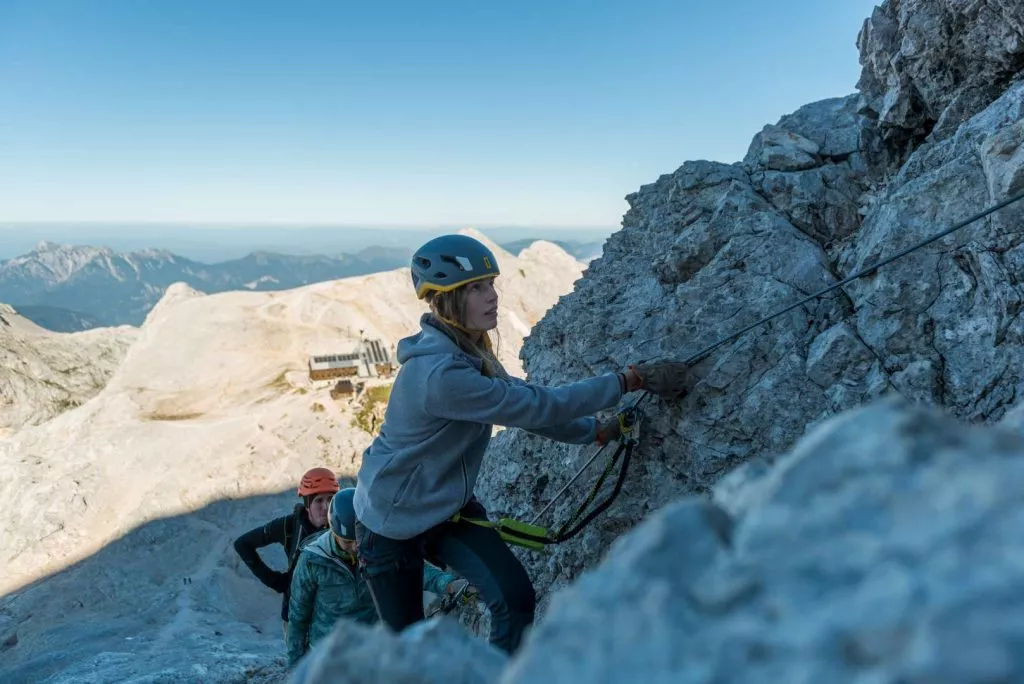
[748,124,821,172]
[289,617,507,684]
[857,0,1024,148]
[0,304,136,436]
[837,81,1024,420]
[503,398,1024,683]
[476,13,1024,613]
[745,96,870,247]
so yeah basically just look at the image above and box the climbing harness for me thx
[451,408,642,552]
[465,189,1024,551]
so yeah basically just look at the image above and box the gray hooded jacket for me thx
[353,315,623,540]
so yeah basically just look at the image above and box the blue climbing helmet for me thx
[328,488,357,540]
[410,234,501,300]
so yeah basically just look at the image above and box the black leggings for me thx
[355,500,536,654]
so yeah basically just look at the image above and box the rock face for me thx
[502,398,1024,683]
[470,0,1024,611]
[744,95,870,249]
[857,0,1024,152]
[837,82,1024,420]
[288,617,507,684]
[296,397,1024,683]
[0,303,136,436]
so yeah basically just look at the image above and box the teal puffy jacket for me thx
[286,530,456,665]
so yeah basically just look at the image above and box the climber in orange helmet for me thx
[233,466,341,639]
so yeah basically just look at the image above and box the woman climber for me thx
[352,233,690,654]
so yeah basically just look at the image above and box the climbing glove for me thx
[629,360,692,399]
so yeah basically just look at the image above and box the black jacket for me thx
[234,503,321,621]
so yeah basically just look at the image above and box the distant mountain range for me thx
[0,242,417,331]
[500,239,603,262]
[0,238,603,332]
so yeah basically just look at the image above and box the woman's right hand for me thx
[623,361,692,399]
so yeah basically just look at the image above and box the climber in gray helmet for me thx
[286,488,470,667]
[352,233,691,655]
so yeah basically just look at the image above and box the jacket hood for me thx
[396,314,483,370]
[305,529,357,568]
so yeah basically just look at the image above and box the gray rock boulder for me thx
[836,81,1024,421]
[748,125,821,172]
[745,95,871,249]
[857,0,1024,150]
[288,617,506,684]
[502,397,1024,683]
[474,0,1024,613]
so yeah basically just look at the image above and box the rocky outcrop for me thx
[857,0,1024,161]
[476,151,867,604]
[469,0,1024,611]
[295,397,1024,682]
[837,81,1024,420]
[289,617,506,684]
[503,398,1024,683]
[744,95,871,251]
[0,303,136,435]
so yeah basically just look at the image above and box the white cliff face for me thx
[0,303,137,437]
[0,239,584,682]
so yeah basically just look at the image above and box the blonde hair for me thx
[427,286,509,380]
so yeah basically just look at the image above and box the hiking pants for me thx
[355,499,536,654]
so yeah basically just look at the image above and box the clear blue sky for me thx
[0,0,880,228]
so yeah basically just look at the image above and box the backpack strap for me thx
[284,504,307,575]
